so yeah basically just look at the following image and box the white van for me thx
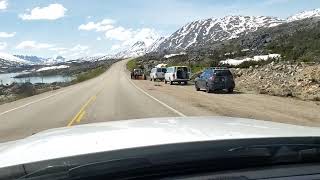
[164,66,191,85]
[150,67,167,81]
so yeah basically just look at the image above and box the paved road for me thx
[0,59,319,143]
[0,60,178,143]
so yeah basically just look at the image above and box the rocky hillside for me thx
[287,8,320,22]
[233,62,320,101]
[155,15,284,52]
[215,17,320,62]
[113,8,320,58]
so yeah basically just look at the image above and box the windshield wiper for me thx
[18,158,152,180]
[228,144,320,164]
[18,144,320,179]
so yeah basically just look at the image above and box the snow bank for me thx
[220,58,252,66]
[36,65,69,72]
[155,63,167,68]
[220,54,281,66]
[164,52,186,58]
[253,54,280,61]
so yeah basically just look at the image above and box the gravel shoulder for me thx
[132,79,320,127]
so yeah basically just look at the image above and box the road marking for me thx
[67,96,96,126]
[76,111,86,123]
[0,90,67,116]
[127,77,186,117]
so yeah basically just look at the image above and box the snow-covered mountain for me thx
[0,53,67,68]
[146,37,166,53]
[287,8,320,22]
[113,41,150,59]
[153,15,284,52]
[0,52,32,67]
[14,55,47,64]
[14,55,67,65]
[44,56,66,65]
[68,55,111,63]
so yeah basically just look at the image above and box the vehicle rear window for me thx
[177,67,188,72]
[162,68,167,73]
[214,70,232,76]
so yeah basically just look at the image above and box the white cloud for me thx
[16,41,54,50]
[92,52,105,57]
[70,44,89,52]
[19,3,67,20]
[78,18,160,53]
[49,47,67,51]
[111,44,121,51]
[105,26,133,41]
[79,19,115,32]
[0,42,7,50]
[0,32,15,38]
[122,28,159,46]
[0,0,8,10]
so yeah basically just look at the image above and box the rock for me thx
[52,86,61,90]
[234,62,320,101]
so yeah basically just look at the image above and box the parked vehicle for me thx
[195,67,235,93]
[164,66,190,85]
[150,67,167,81]
[131,69,146,80]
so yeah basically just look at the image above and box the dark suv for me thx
[195,67,235,93]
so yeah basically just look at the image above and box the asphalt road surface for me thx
[0,59,319,143]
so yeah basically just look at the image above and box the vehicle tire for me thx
[178,81,181,85]
[228,88,234,93]
[184,81,188,85]
[195,82,200,91]
[150,77,152,81]
[170,79,173,85]
[206,84,211,93]
[164,80,167,84]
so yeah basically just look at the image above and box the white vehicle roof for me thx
[0,116,320,168]
[155,64,167,68]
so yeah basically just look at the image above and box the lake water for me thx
[0,72,74,85]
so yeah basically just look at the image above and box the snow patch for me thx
[220,54,281,65]
[36,65,69,72]
[164,52,186,59]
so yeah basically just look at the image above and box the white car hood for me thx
[0,116,320,168]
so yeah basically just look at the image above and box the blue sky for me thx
[0,0,319,59]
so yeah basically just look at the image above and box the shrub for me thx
[74,66,106,83]
[126,59,138,72]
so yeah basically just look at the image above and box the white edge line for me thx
[0,90,67,116]
[127,77,186,117]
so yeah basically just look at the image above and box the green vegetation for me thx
[267,24,320,62]
[74,66,107,83]
[126,59,138,72]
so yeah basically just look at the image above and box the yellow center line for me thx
[76,110,86,123]
[67,96,96,127]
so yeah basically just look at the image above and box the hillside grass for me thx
[266,23,320,62]
[126,59,138,72]
[74,66,106,83]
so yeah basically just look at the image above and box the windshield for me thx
[0,0,320,172]
[214,70,232,76]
